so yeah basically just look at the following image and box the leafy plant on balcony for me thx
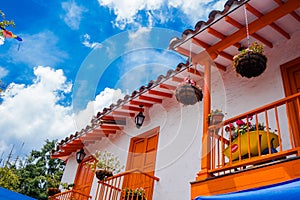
[225,117,265,140]
[61,182,74,190]
[86,150,123,180]
[123,187,146,200]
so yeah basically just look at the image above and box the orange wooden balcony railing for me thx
[94,168,160,200]
[208,92,300,176]
[48,189,92,200]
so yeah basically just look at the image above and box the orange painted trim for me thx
[139,95,162,103]
[159,83,177,91]
[191,157,300,198]
[129,100,153,107]
[148,89,173,98]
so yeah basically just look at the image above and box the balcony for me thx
[48,189,92,200]
[95,168,160,200]
[192,92,300,198]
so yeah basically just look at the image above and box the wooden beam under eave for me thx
[192,38,211,49]
[101,116,126,121]
[215,62,227,72]
[110,110,135,117]
[129,100,153,107]
[290,11,300,23]
[81,136,103,141]
[246,4,290,39]
[191,38,218,59]
[218,51,233,61]
[148,90,173,98]
[82,133,104,138]
[139,95,163,103]
[204,0,300,56]
[99,125,124,130]
[187,67,203,76]
[60,145,82,151]
[207,28,241,48]
[121,105,144,112]
[92,129,116,135]
[160,83,177,91]
[224,16,273,48]
[171,76,184,83]
[274,0,300,23]
[100,118,126,126]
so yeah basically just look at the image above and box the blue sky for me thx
[0,0,226,163]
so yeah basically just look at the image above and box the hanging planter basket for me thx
[233,42,267,78]
[175,79,203,105]
[234,52,267,78]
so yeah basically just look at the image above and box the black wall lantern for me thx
[135,105,145,129]
[76,148,86,164]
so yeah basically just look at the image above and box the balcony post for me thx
[193,52,213,180]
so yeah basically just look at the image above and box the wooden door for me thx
[73,157,94,199]
[281,57,300,147]
[124,127,159,200]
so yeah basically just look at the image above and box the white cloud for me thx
[98,0,228,29]
[0,36,5,46]
[98,0,163,29]
[0,67,9,79]
[0,66,74,154]
[61,1,86,30]
[82,34,102,49]
[0,66,125,156]
[5,31,68,67]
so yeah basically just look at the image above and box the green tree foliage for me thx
[0,140,65,200]
[0,166,20,191]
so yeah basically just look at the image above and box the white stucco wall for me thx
[60,30,300,199]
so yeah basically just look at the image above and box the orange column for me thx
[194,53,212,180]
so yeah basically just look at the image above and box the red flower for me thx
[236,119,245,126]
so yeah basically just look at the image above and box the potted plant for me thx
[61,182,74,190]
[233,42,267,78]
[224,118,279,160]
[87,150,123,181]
[208,109,224,125]
[175,77,203,105]
[123,187,147,200]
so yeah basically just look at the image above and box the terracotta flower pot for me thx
[47,188,61,196]
[175,83,203,105]
[95,169,113,181]
[210,113,224,125]
[234,52,267,78]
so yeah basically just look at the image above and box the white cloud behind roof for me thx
[98,0,228,29]
[0,66,124,156]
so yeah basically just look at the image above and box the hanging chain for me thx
[244,4,250,48]
[188,40,192,80]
